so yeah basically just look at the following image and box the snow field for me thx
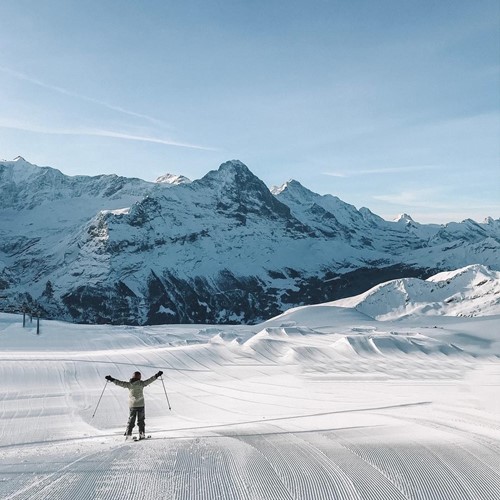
[1,311,499,499]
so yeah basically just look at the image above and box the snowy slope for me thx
[1,287,499,499]
[1,157,499,325]
[0,156,155,211]
[329,264,500,319]
[155,172,191,185]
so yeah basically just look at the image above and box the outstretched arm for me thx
[105,375,130,388]
[143,371,163,387]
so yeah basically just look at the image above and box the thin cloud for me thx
[0,65,168,127]
[373,189,446,208]
[89,129,217,151]
[322,171,348,178]
[323,165,437,178]
[0,120,217,151]
[358,165,437,175]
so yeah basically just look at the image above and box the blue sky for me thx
[0,0,498,223]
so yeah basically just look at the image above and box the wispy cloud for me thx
[0,119,217,151]
[0,65,168,127]
[321,171,348,178]
[323,165,437,178]
[373,189,444,207]
[374,188,500,219]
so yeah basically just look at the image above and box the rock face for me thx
[1,157,499,324]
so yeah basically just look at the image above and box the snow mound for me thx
[241,324,467,363]
[259,305,372,329]
[339,332,464,357]
[242,326,316,359]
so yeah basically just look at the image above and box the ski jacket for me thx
[111,376,157,408]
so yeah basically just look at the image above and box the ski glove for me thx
[155,371,163,378]
[105,375,114,381]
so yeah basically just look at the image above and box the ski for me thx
[133,435,152,441]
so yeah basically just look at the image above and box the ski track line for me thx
[397,443,470,500]
[208,437,252,500]
[98,442,178,500]
[181,345,241,375]
[445,408,500,433]
[170,438,250,500]
[163,360,338,406]
[355,439,449,500]
[6,439,187,499]
[166,347,252,384]
[171,372,312,412]
[223,434,294,500]
[3,414,498,500]
[310,431,408,500]
[164,348,219,374]
[137,354,305,416]
[2,443,127,500]
[0,356,209,372]
[283,430,362,499]
[330,434,416,500]
[433,407,500,436]
[379,412,500,457]
[332,428,498,500]
[339,440,414,500]
[203,440,250,500]
[116,348,204,374]
[164,377,254,418]
[454,440,500,480]
[239,431,360,500]
[420,441,500,500]
[241,434,303,498]
[272,436,325,500]
[132,348,198,375]
[118,401,429,441]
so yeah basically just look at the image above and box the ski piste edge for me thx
[132,435,152,441]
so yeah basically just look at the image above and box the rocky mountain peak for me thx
[271,179,316,201]
[197,160,269,194]
[216,160,256,182]
[394,213,415,224]
[189,160,295,223]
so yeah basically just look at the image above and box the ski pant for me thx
[125,406,145,435]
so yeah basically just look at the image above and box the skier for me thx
[105,370,163,439]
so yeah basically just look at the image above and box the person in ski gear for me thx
[105,370,163,439]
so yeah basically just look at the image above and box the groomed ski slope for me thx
[1,309,499,500]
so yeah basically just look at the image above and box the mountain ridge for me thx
[1,157,498,325]
[331,263,500,319]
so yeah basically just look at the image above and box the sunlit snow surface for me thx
[1,307,499,499]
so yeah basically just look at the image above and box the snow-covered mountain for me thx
[331,264,500,319]
[261,264,500,330]
[0,156,153,211]
[1,157,499,324]
[155,173,191,185]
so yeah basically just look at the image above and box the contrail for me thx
[0,65,167,127]
[0,120,217,151]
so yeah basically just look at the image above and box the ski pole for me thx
[92,380,109,418]
[160,376,172,410]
